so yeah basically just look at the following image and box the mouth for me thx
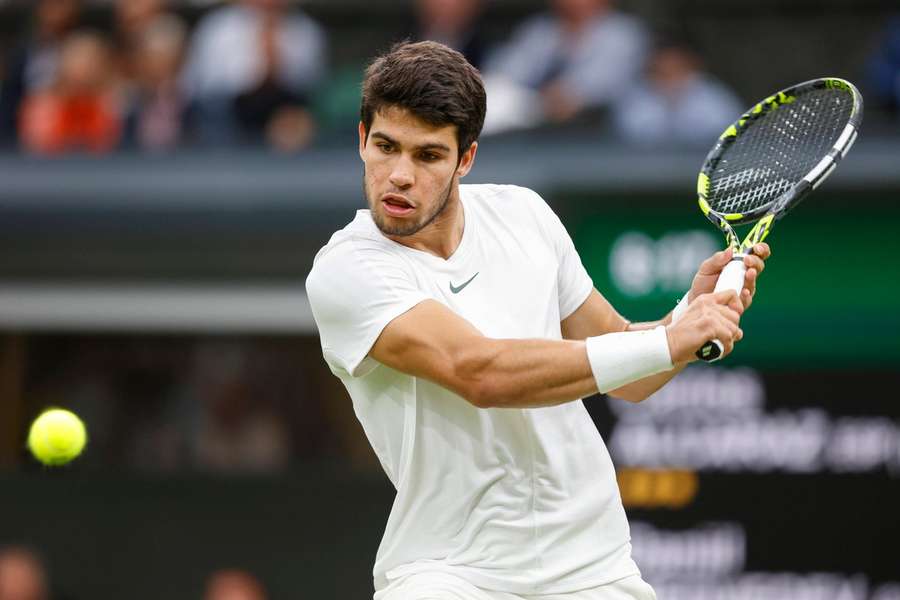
[380,194,415,217]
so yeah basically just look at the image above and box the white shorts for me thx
[374,572,657,600]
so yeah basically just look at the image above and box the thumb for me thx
[700,248,733,275]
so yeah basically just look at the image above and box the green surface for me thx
[562,195,900,367]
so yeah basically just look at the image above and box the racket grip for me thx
[696,256,746,362]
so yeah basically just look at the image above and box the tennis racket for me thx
[695,77,863,362]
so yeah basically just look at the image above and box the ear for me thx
[358,121,367,161]
[455,141,478,178]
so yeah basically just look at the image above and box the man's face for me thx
[359,106,476,237]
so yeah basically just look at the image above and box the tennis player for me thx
[306,41,770,600]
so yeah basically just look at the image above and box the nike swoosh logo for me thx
[449,272,479,294]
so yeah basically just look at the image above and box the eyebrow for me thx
[370,131,451,154]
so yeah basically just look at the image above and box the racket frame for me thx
[697,77,863,255]
[693,77,863,361]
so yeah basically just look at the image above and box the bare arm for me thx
[370,300,598,409]
[561,289,685,402]
[561,244,772,402]
[369,278,747,409]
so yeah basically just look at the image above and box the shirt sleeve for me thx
[521,187,594,320]
[305,237,431,378]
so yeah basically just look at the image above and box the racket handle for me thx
[696,256,746,362]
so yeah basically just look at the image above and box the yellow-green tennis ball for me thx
[27,409,87,466]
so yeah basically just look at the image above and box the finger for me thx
[743,254,766,274]
[744,268,758,292]
[743,270,757,307]
[723,320,741,346]
[754,243,771,259]
[712,289,740,305]
[715,325,735,355]
[727,291,744,314]
[715,304,742,325]
[699,248,733,275]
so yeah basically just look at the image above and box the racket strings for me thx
[707,88,854,215]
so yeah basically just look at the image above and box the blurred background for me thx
[0,0,899,598]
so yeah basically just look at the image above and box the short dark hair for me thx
[361,40,486,157]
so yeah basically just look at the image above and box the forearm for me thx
[607,362,685,402]
[458,338,598,409]
[461,324,675,408]
[603,318,682,402]
[625,314,672,332]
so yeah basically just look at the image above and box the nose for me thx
[388,154,414,189]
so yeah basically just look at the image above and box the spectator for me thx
[867,15,900,114]
[0,547,48,600]
[0,0,82,147]
[114,0,168,47]
[612,37,743,146]
[181,0,326,150]
[204,569,267,600]
[113,0,169,81]
[482,0,648,134]
[412,0,488,69]
[121,14,191,151]
[18,31,122,155]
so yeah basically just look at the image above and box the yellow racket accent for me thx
[742,214,775,251]
[697,174,710,201]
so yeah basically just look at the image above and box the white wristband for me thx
[585,325,674,393]
[671,290,691,323]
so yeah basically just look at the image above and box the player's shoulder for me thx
[462,183,559,224]
[461,182,546,211]
[308,211,400,281]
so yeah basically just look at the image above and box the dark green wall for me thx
[1,467,394,599]
[558,191,900,368]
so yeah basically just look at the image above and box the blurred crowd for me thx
[1,0,897,157]
[16,335,374,473]
[0,545,269,600]
[0,0,771,156]
[0,0,327,154]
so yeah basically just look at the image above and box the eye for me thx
[376,143,393,153]
[419,152,440,162]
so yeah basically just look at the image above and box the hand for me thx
[666,290,743,363]
[688,243,771,314]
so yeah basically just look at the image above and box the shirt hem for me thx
[379,560,640,596]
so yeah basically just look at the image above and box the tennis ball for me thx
[27,408,87,466]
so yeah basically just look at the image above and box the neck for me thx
[387,189,465,260]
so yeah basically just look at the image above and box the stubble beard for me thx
[364,170,455,237]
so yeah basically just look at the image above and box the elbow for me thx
[462,379,508,409]
[451,343,507,409]
[461,385,490,409]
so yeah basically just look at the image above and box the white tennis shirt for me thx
[306,184,639,594]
